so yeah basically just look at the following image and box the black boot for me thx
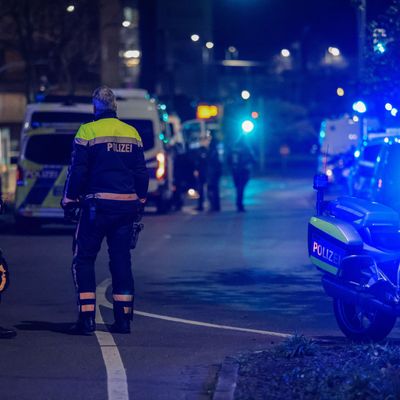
[110,305,131,334]
[0,326,16,339]
[69,312,95,335]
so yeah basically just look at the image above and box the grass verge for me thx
[234,334,400,400]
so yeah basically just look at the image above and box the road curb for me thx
[213,356,239,400]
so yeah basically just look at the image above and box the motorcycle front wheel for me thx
[333,298,396,342]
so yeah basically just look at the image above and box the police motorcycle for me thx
[309,173,400,341]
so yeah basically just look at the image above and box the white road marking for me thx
[96,280,129,400]
[134,310,291,338]
[97,278,291,339]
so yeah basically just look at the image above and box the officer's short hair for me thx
[92,86,117,112]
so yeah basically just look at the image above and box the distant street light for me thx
[122,20,131,28]
[191,34,200,42]
[391,108,398,117]
[352,100,367,113]
[205,41,214,49]
[328,47,341,57]
[123,50,141,59]
[281,49,290,57]
[336,87,345,97]
[385,103,393,111]
[241,120,255,134]
[241,90,251,100]
[66,4,75,12]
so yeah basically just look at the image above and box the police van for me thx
[15,90,172,227]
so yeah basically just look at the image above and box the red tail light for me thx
[156,152,166,180]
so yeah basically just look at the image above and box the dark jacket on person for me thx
[64,111,149,210]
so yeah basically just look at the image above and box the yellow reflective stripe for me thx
[87,136,143,147]
[309,217,348,244]
[75,119,142,143]
[75,124,88,140]
[89,193,138,201]
[81,304,95,312]
[80,292,96,300]
[310,256,339,275]
[42,166,68,208]
[113,294,133,301]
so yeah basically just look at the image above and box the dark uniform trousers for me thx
[72,205,135,320]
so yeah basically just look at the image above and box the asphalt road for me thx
[1,175,399,399]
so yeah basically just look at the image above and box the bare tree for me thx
[0,0,101,101]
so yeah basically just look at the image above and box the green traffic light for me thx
[241,120,255,134]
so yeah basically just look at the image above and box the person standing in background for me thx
[228,135,256,212]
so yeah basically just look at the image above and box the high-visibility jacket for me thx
[64,111,149,203]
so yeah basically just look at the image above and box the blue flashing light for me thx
[241,120,255,134]
[391,108,398,117]
[376,43,386,53]
[159,133,165,140]
[385,103,393,111]
[377,156,381,163]
[363,141,368,146]
[384,137,389,143]
[319,130,326,139]
[354,150,361,158]
[352,101,367,114]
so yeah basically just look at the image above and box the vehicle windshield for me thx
[29,113,156,152]
[121,119,155,151]
[24,134,74,165]
[30,111,93,130]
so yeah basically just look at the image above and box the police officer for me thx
[62,86,149,335]
[228,135,256,212]
[207,135,222,212]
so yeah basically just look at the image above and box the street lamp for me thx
[328,47,341,57]
[191,34,200,42]
[241,90,251,100]
[352,100,367,113]
[241,120,255,134]
[336,87,345,97]
[66,4,75,12]
[385,103,393,111]
[205,42,214,49]
[281,49,290,57]
[352,100,367,141]
[123,50,140,59]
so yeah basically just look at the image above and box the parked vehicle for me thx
[348,136,387,199]
[309,174,400,341]
[15,90,172,227]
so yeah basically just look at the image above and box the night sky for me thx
[213,0,393,61]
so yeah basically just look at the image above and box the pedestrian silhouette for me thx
[228,136,256,212]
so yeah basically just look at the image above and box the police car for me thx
[15,91,172,228]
